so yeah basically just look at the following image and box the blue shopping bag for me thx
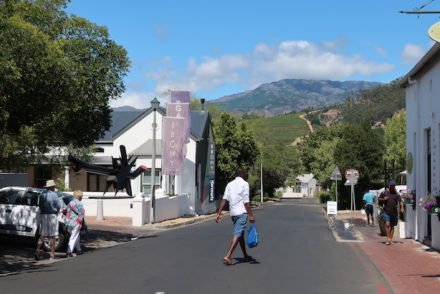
[246,223,259,248]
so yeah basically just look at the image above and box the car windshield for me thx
[0,189,24,205]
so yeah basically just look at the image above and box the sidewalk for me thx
[336,211,440,294]
[85,213,217,235]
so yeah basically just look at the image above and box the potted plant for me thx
[421,194,440,215]
[377,208,386,236]
[402,190,416,210]
[422,194,440,250]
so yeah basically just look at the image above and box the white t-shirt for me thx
[223,177,249,216]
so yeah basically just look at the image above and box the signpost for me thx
[345,169,360,211]
[330,166,342,209]
[327,201,337,215]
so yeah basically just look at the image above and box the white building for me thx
[296,174,317,197]
[24,100,217,220]
[400,42,440,249]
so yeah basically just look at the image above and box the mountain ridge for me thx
[209,78,381,116]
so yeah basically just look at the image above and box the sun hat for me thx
[44,179,56,188]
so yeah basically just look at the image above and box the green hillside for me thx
[243,112,310,145]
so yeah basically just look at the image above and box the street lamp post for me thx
[149,97,160,224]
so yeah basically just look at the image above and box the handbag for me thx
[246,223,259,248]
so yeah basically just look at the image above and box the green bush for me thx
[318,191,333,203]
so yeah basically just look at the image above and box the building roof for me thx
[399,42,440,88]
[296,174,315,183]
[98,107,210,143]
[129,139,163,156]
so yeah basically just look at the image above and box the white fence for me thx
[66,191,193,226]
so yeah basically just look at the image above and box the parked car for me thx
[0,186,71,251]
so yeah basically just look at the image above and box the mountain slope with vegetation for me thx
[210,79,381,116]
[305,80,405,127]
[242,112,310,146]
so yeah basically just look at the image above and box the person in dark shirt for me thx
[378,179,404,245]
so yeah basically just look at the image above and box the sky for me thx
[66,0,440,108]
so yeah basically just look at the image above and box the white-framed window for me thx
[141,169,161,194]
[167,175,175,196]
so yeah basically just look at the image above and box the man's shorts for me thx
[231,213,248,237]
[40,214,59,237]
[382,212,398,227]
[365,204,374,215]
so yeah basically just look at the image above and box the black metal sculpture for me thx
[68,145,147,197]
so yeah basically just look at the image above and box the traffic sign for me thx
[330,166,342,181]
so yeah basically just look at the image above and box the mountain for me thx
[112,106,145,112]
[209,79,381,116]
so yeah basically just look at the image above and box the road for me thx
[0,199,392,294]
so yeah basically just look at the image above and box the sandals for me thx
[223,257,233,265]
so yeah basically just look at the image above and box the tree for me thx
[334,124,384,208]
[213,113,259,196]
[298,126,342,189]
[0,0,130,169]
[384,109,406,178]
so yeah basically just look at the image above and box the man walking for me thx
[35,179,63,260]
[216,167,255,265]
[378,179,404,245]
[362,188,376,226]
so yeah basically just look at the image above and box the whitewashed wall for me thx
[406,58,440,241]
[67,191,192,225]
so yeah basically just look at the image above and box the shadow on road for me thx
[0,229,150,276]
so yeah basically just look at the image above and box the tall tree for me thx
[213,113,259,196]
[0,0,129,169]
[334,124,384,208]
[384,109,406,178]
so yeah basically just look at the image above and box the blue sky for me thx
[67,0,440,108]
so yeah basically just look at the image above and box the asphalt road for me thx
[0,199,392,294]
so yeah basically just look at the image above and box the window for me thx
[20,190,40,206]
[34,165,53,188]
[167,175,175,196]
[0,189,24,205]
[141,169,161,193]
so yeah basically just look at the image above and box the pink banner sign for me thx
[170,90,191,103]
[167,102,191,144]
[162,117,186,175]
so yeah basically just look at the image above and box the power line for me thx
[400,0,440,14]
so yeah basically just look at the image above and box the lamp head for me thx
[150,97,160,110]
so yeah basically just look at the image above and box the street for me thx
[0,199,391,294]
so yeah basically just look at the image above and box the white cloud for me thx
[110,91,166,109]
[401,44,426,65]
[117,39,396,106]
[247,40,394,87]
[375,47,387,57]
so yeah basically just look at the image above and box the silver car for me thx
[0,186,70,251]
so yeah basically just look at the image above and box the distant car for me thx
[0,186,71,251]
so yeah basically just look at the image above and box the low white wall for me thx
[155,194,191,222]
[65,191,192,225]
[405,204,416,239]
[431,214,440,251]
[64,192,134,218]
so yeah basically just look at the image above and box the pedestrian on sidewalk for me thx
[216,167,255,265]
[378,180,403,245]
[35,179,63,260]
[65,190,85,257]
[362,188,376,226]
